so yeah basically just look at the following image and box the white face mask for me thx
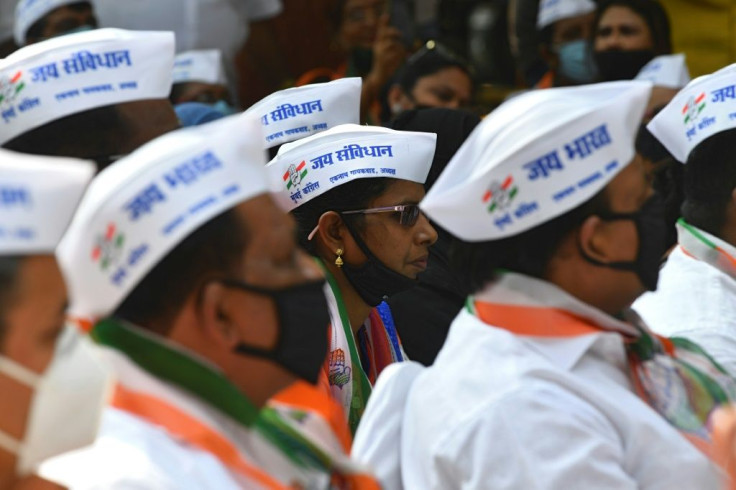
[0,325,113,476]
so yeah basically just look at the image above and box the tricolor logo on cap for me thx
[482,175,518,213]
[0,71,25,108]
[283,161,308,191]
[683,92,706,125]
[91,223,125,271]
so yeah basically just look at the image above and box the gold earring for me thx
[335,248,344,268]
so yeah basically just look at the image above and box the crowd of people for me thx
[3,0,736,489]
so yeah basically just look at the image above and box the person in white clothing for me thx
[353,81,736,489]
[39,114,378,489]
[634,63,736,376]
[0,150,110,490]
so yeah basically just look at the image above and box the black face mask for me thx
[594,49,655,81]
[340,217,418,307]
[579,194,669,291]
[221,279,330,385]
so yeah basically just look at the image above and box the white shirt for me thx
[40,407,248,489]
[39,348,331,489]
[354,274,723,489]
[634,225,736,376]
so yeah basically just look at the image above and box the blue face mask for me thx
[209,100,237,117]
[50,24,96,39]
[555,39,597,83]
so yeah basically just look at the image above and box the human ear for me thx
[199,281,239,349]
[314,211,347,252]
[578,215,611,263]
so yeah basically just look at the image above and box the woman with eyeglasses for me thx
[387,41,474,121]
[266,124,438,433]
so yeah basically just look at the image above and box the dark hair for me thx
[3,104,127,168]
[114,209,248,335]
[681,129,736,237]
[169,83,188,105]
[0,257,22,339]
[450,190,610,293]
[594,0,672,55]
[390,107,480,190]
[396,42,473,95]
[25,1,94,41]
[292,177,392,253]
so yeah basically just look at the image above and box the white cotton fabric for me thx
[0,148,93,254]
[634,231,736,376]
[173,49,227,86]
[266,123,436,212]
[421,81,651,242]
[354,273,722,489]
[57,113,269,322]
[245,77,361,149]
[537,0,596,29]
[648,62,736,163]
[635,54,691,89]
[0,28,174,145]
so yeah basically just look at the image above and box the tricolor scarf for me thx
[678,218,736,281]
[321,261,406,434]
[90,318,379,489]
[467,274,736,457]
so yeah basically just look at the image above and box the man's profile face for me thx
[0,256,67,457]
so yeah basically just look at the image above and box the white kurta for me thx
[634,224,736,376]
[354,274,723,489]
[39,348,332,489]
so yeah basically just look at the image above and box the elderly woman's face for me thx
[594,6,654,52]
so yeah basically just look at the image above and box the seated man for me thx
[354,81,736,488]
[171,49,235,117]
[635,64,736,376]
[0,149,110,489]
[40,114,377,489]
[1,28,178,170]
[14,0,98,46]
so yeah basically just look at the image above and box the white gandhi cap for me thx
[172,49,228,86]
[14,0,86,46]
[647,62,736,163]
[266,123,436,212]
[245,77,361,149]
[0,148,94,254]
[0,28,174,145]
[421,81,652,242]
[57,113,270,322]
[537,0,596,29]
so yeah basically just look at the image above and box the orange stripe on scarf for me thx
[111,384,287,489]
[473,302,603,337]
[271,381,352,452]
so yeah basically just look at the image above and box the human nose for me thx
[415,212,438,246]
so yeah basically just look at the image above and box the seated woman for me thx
[386,41,474,122]
[266,124,437,433]
[593,0,672,81]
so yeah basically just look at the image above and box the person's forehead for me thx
[553,12,594,36]
[599,5,647,25]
